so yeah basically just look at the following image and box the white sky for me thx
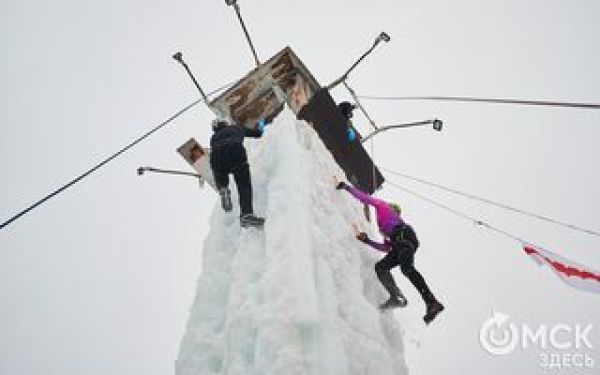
[1,0,599,374]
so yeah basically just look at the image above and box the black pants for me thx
[210,143,253,216]
[374,225,436,305]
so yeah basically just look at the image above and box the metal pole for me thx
[172,52,208,102]
[326,32,390,90]
[344,32,390,79]
[137,166,201,179]
[226,0,260,66]
[361,119,443,143]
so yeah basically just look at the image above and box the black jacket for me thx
[210,124,263,150]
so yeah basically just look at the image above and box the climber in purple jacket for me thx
[336,181,444,324]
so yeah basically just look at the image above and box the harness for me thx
[391,223,418,251]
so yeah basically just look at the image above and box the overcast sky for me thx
[1,0,599,374]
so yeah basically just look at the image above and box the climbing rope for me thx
[382,167,600,238]
[356,95,600,110]
[0,80,236,231]
[385,175,600,295]
[384,178,526,244]
[370,135,377,196]
[343,82,378,131]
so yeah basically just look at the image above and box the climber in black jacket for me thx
[210,118,268,228]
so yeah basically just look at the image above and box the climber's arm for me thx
[243,119,269,138]
[356,233,391,253]
[364,239,391,252]
[343,185,386,209]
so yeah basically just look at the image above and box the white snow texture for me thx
[176,110,407,375]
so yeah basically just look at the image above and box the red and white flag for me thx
[523,244,600,294]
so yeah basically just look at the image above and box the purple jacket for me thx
[346,186,404,252]
[362,238,393,253]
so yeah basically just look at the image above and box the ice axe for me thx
[172,52,208,102]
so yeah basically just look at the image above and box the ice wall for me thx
[176,110,407,375]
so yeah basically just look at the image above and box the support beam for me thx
[361,119,443,143]
[226,0,260,66]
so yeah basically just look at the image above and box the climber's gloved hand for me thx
[346,127,356,142]
[356,232,369,242]
[335,181,348,190]
[257,118,268,134]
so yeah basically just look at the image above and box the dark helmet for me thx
[338,101,357,120]
[211,118,229,132]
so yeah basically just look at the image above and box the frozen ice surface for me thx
[176,110,407,375]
